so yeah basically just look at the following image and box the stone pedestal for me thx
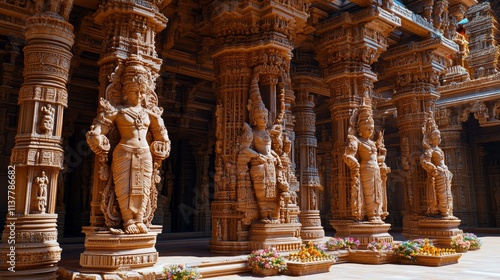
[79,226,161,271]
[402,217,462,247]
[249,222,302,252]
[330,220,392,249]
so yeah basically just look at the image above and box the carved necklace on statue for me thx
[253,129,271,142]
[121,107,147,140]
[358,137,377,153]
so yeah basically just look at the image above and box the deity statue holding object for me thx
[420,112,455,219]
[344,98,388,223]
[87,55,170,234]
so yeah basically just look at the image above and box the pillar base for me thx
[330,220,392,249]
[79,225,161,272]
[249,222,302,252]
[0,215,61,277]
[299,210,325,242]
[402,216,462,247]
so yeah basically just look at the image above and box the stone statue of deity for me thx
[87,55,171,234]
[420,112,455,219]
[343,98,388,223]
[238,74,290,223]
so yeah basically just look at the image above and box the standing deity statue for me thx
[420,112,455,219]
[87,55,171,234]
[343,98,388,223]
[238,74,288,223]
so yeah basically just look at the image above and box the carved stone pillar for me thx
[293,88,324,242]
[78,0,168,273]
[204,0,309,253]
[464,2,500,79]
[0,2,74,279]
[382,37,462,246]
[315,5,400,248]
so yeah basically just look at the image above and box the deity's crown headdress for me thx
[422,111,439,136]
[357,97,374,128]
[247,74,268,125]
[123,55,150,87]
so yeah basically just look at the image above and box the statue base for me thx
[330,220,392,249]
[249,222,302,252]
[79,225,161,271]
[402,216,462,247]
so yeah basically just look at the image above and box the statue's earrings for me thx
[123,95,128,101]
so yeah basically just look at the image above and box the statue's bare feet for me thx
[261,218,271,224]
[136,222,149,233]
[110,228,124,235]
[368,217,384,224]
[124,221,139,234]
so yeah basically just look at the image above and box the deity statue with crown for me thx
[86,55,171,234]
[420,112,455,219]
[238,74,291,224]
[343,98,389,223]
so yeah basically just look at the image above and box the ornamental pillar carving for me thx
[79,0,168,272]
[293,87,324,242]
[381,37,462,245]
[203,0,309,253]
[315,5,400,247]
[0,2,74,279]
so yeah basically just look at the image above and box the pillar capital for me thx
[316,5,400,84]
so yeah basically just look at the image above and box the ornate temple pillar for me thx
[315,5,400,248]
[0,2,74,279]
[435,107,475,227]
[293,87,324,242]
[382,37,462,246]
[78,0,168,272]
[203,0,309,253]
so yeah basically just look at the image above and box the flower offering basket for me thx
[285,259,335,276]
[348,250,395,264]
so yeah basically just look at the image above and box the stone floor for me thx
[59,232,500,280]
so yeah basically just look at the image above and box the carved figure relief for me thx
[35,171,49,214]
[86,55,171,234]
[237,74,291,224]
[39,103,55,135]
[343,98,388,223]
[493,100,500,120]
[420,112,455,219]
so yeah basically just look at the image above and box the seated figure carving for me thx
[87,56,170,234]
